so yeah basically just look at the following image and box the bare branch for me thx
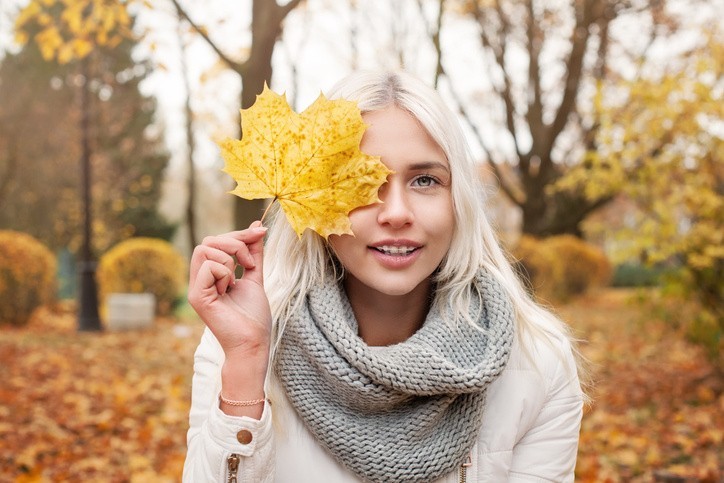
[176,14,198,249]
[544,0,595,154]
[280,0,304,17]
[169,0,244,72]
[280,4,311,110]
[440,70,525,206]
[473,1,524,162]
[414,0,445,87]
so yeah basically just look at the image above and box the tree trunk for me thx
[177,17,198,249]
[171,0,303,230]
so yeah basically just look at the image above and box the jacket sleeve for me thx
[182,328,276,483]
[508,337,584,483]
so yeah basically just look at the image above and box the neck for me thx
[343,277,432,346]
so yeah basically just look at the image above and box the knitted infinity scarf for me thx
[275,270,515,483]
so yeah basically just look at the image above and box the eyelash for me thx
[411,174,441,188]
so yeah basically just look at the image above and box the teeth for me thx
[376,245,416,255]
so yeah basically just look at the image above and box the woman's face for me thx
[329,105,455,299]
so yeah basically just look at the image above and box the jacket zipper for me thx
[459,451,472,483]
[227,454,240,483]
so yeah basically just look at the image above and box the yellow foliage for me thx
[545,235,612,301]
[0,230,57,326]
[15,0,133,64]
[556,32,723,320]
[513,235,611,303]
[97,238,186,317]
[557,33,723,273]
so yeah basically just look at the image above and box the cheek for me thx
[348,205,376,233]
[432,200,456,250]
[328,235,359,266]
[429,197,455,230]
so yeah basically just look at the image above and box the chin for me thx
[371,275,431,297]
[377,285,419,297]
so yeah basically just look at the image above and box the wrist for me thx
[221,352,269,395]
[223,342,270,368]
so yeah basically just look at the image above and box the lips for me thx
[368,240,423,269]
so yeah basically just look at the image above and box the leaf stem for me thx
[260,197,277,224]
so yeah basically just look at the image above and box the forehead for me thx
[361,106,447,166]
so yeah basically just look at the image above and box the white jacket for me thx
[183,325,583,482]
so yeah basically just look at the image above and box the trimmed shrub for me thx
[545,235,612,301]
[0,230,57,326]
[511,235,561,299]
[513,234,611,303]
[97,237,186,317]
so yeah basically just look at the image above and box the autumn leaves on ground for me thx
[1,290,721,482]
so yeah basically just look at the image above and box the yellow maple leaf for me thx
[220,85,392,238]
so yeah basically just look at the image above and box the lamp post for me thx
[13,0,133,332]
[77,62,102,332]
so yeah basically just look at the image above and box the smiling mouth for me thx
[373,245,419,256]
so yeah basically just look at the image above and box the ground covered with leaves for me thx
[1,289,721,482]
[0,305,201,482]
[560,290,722,482]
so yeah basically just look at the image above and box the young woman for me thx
[183,71,584,482]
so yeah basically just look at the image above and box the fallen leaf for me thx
[220,84,392,238]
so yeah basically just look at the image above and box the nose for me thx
[376,181,414,228]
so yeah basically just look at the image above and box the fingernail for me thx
[251,227,268,234]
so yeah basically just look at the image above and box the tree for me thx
[11,0,174,331]
[445,0,692,237]
[175,14,199,250]
[171,0,305,229]
[4,2,173,251]
[561,32,723,326]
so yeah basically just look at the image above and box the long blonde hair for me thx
[264,71,586,386]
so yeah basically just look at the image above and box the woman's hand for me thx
[187,221,271,361]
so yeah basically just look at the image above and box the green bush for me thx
[97,237,186,317]
[0,230,57,326]
[612,262,678,287]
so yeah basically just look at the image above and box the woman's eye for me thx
[412,175,437,187]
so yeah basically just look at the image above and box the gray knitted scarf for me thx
[275,270,515,483]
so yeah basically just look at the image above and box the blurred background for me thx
[0,0,721,481]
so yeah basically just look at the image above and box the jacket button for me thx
[236,429,253,444]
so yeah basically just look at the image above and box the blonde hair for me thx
[264,71,587,390]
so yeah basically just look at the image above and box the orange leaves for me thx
[0,306,202,481]
[220,85,392,238]
[1,289,721,481]
[559,289,723,482]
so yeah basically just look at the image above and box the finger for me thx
[200,235,253,265]
[189,260,235,306]
[189,245,237,288]
[241,225,265,286]
[191,223,266,286]
[220,224,268,244]
[206,230,266,269]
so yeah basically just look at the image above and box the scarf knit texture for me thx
[275,270,515,483]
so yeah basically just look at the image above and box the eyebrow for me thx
[409,161,450,173]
